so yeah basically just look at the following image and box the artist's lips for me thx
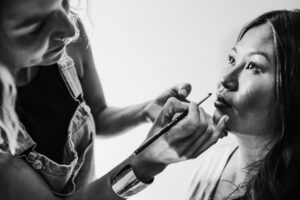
[214,93,232,108]
[48,44,65,53]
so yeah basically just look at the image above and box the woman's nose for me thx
[220,69,238,91]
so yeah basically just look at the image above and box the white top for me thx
[186,137,238,200]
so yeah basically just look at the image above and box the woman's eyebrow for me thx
[231,47,237,53]
[248,51,272,64]
[233,46,272,64]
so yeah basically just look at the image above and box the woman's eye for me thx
[228,55,235,65]
[246,62,261,73]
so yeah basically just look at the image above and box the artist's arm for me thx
[0,99,229,200]
[67,19,191,136]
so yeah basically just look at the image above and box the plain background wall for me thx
[75,1,300,199]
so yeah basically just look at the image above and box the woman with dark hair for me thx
[187,9,300,200]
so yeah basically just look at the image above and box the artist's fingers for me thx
[211,115,229,139]
[177,83,192,98]
[179,106,210,141]
[175,102,202,135]
[179,107,212,158]
[170,106,209,158]
[164,102,200,147]
[157,97,189,126]
[193,115,229,156]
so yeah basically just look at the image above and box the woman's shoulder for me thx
[190,135,238,183]
[186,136,238,200]
[199,135,238,162]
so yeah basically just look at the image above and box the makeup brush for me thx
[134,93,212,155]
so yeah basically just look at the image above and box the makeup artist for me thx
[0,0,229,199]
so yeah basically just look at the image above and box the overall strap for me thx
[57,55,84,103]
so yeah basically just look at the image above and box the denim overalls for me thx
[15,55,96,196]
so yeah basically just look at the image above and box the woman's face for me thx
[0,0,75,71]
[213,24,278,136]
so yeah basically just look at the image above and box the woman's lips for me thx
[214,94,232,109]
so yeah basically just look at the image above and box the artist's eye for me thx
[246,62,261,74]
[22,22,43,35]
[228,55,235,65]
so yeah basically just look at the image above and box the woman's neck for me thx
[234,133,275,168]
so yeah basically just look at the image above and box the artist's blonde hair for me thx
[0,65,20,155]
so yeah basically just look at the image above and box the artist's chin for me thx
[40,48,65,66]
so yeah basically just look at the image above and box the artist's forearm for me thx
[67,176,123,200]
[95,102,150,136]
[67,154,162,200]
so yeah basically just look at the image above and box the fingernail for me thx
[224,131,228,136]
[180,89,188,97]
[224,116,229,123]
[220,131,228,138]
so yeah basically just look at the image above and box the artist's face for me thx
[0,0,75,72]
[213,24,278,136]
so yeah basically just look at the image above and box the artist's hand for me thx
[132,98,229,182]
[143,83,192,122]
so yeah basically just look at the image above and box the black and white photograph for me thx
[0,0,300,199]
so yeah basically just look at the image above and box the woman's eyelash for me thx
[246,62,261,73]
[228,55,235,65]
[247,62,257,69]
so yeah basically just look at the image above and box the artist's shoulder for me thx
[0,151,21,167]
[66,15,92,79]
[0,151,37,186]
[0,152,15,175]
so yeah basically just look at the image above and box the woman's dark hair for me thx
[232,9,300,200]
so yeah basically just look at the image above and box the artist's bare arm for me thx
[67,19,191,136]
[0,99,228,200]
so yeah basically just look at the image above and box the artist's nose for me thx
[51,11,76,42]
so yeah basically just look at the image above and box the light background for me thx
[76,1,300,199]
